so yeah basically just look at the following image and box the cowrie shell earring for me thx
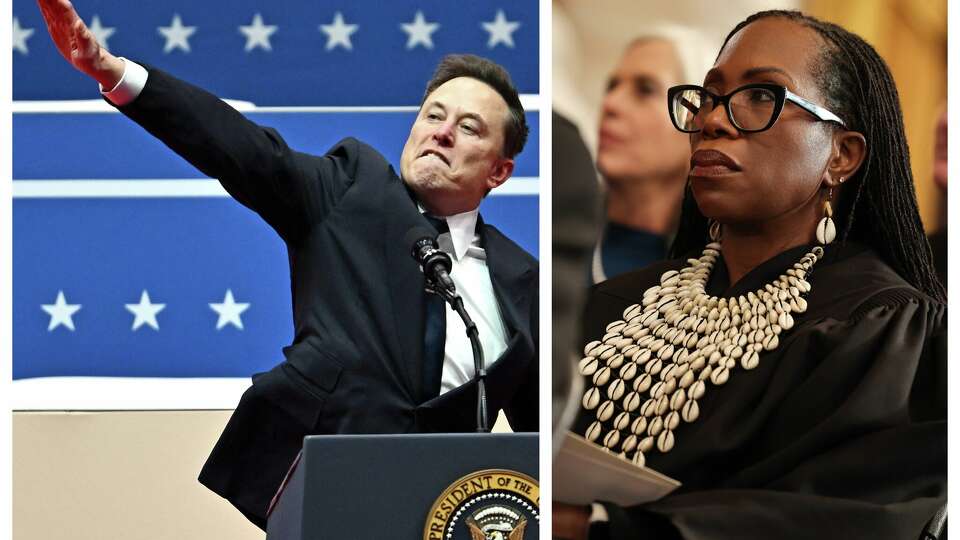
[816,185,836,245]
[709,219,722,242]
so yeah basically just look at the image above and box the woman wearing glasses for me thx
[555,10,945,540]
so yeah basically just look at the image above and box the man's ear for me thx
[486,158,514,190]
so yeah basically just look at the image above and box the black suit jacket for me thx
[114,67,539,529]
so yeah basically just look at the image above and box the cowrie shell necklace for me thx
[579,242,823,467]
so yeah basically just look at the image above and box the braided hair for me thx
[669,10,946,303]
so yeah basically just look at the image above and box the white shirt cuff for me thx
[100,57,148,106]
[589,502,610,523]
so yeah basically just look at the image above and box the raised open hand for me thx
[36,0,124,88]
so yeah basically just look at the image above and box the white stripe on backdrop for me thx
[12,177,541,198]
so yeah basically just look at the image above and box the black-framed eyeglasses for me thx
[667,83,846,133]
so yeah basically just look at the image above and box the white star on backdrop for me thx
[481,10,520,49]
[319,12,358,51]
[239,13,278,52]
[125,290,166,331]
[209,290,251,330]
[400,11,439,50]
[41,291,82,332]
[158,14,197,53]
[13,17,35,55]
[87,15,116,51]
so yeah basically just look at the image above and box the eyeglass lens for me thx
[672,87,778,132]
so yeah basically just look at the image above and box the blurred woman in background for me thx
[592,29,710,282]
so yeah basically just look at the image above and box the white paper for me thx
[553,432,681,506]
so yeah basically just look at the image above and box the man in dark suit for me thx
[38,0,538,529]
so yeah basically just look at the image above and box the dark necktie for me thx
[421,215,448,400]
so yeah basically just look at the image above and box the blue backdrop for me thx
[13,0,538,104]
[12,0,539,381]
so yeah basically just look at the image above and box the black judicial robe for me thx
[574,242,946,540]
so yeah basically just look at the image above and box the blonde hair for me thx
[625,24,716,86]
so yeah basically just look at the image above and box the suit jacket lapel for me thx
[480,219,534,342]
[383,179,433,403]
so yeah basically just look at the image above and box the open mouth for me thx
[419,150,450,166]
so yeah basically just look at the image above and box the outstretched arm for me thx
[35,0,355,242]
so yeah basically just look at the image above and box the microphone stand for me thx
[433,282,489,433]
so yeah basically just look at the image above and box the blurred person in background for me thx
[553,112,602,447]
[592,29,710,283]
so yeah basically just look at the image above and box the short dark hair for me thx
[422,54,529,159]
[669,10,945,303]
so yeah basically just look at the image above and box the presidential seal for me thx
[423,469,539,540]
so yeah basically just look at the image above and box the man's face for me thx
[400,77,515,216]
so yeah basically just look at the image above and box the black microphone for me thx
[405,226,456,294]
[405,226,489,432]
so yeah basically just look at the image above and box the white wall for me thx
[13,410,264,540]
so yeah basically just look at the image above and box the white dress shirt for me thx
[424,208,509,395]
[100,57,148,105]
[103,59,510,395]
